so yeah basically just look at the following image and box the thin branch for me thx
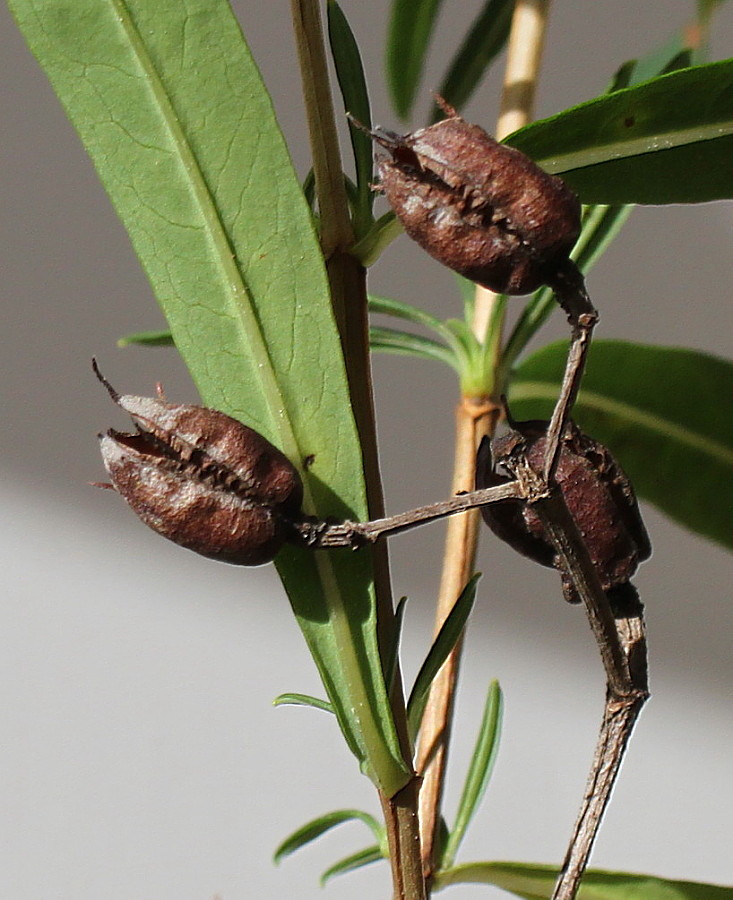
[289,0,353,261]
[505,454,649,900]
[542,265,599,482]
[551,606,648,900]
[296,480,523,548]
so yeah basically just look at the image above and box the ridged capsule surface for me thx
[95,366,303,566]
[375,113,581,295]
[477,420,651,608]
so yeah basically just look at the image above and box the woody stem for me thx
[297,480,523,548]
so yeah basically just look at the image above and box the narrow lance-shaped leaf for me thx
[386,0,445,119]
[368,293,470,360]
[118,329,174,348]
[430,0,513,121]
[327,0,374,235]
[433,861,733,899]
[383,596,408,695]
[507,60,733,204]
[612,45,693,90]
[407,574,480,743]
[321,846,385,886]
[272,693,334,714]
[351,210,403,266]
[10,0,409,795]
[369,326,461,372]
[441,680,503,869]
[509,340,733,552]
[274,809,385,864]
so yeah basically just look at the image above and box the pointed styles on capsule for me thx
[94,362,304,566]
[361,104,582,296]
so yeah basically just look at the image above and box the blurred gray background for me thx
[2,1,732,897]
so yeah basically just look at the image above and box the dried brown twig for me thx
[505,453,649,900]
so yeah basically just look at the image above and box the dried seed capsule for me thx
[371,109,581,295]
[476,420,651,609]
[94,363,303,566]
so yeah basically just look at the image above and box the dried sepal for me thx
[94,362,303,566]
[477,420,651,608]
[369,106,581,295]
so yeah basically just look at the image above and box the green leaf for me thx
[610,12,703,93]
[501,32,698,376]
[369,326,460,371]
[117,329,174,348]
[383,596,408,695]
[321,845,385,886]
[386,0,445,119]
[500,203,632,377]
[433,861,733,898]
[272,693,334,714]
[274,809,385,864]
[442,680,503,869]
[302,168,317,209]
[430,0,513,121]
[454,274,477,324]
[10,0,409,796]
[444,317,480,348]
[509,340,733,551]
[407,574,480,743]
[612,48,693,92]
[369,293,456,342]
[507,60,733,204]
[327,0,374,235]
[351,210,403,266]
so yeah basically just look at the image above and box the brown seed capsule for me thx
[476,420,651,609]
[94,362,303,566]
[371,108,581,295]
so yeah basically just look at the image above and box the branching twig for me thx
[507,454,649,900]
[298,481,523,549]
[543,264,599,482]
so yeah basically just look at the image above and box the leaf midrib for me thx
[112,0,302,466]
[538,120,733,175]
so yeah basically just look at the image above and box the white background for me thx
[2,1,732,897]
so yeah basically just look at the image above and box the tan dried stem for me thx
[415,3,553,883]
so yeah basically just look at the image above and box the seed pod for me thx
[371,108,581,295]
[476,420,651,609]
[94,363,303,566]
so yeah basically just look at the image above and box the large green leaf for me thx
[507,60,733,203]
[434,861,733,898]
[509,340,733,551]
[10,0,409,795]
